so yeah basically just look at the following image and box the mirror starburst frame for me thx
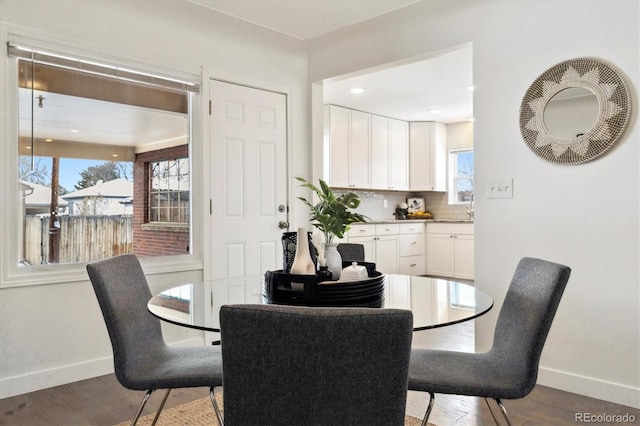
[519,57,631,165]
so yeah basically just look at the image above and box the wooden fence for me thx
[23,215,132,265]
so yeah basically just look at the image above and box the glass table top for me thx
[148,274,493,332]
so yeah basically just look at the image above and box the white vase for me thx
[324,243,342,280]
[290,227,315,289]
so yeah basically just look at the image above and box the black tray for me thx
[262,262,384,307]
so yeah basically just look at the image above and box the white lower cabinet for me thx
[426,223,474,280]
[349,224,399,274]
[398,223,425,275]
[348,222,425,275]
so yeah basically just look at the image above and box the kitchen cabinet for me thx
[324,105,370,189]
[348,223,399,274]
[409,122,447,191]
[347,222,427,275]
[426,223,474,279]
[398,222,425,275]
[371,115,409,190]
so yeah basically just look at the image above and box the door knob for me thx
[278,221,289,230]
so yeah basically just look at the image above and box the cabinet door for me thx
[454,234,474,280]
[426,233,455,277]
[375,223,400,236]
[399,255,425,275]
[432,122,447,191]
[409,122,446,191]
[389,118,409,190]
[375,235,399,274]
[371,115,390,189]
[349,109,371,188]
[409,122,432,190]
[400,233,425,257]
[400,222,425,235]
[347,224,376,238]
[349,236,376,263]
[327,105,350,187]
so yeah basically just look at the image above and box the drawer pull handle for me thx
[411,242,416,244]
[410,263,417,267]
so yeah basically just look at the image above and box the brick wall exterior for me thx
[132,145,190,257]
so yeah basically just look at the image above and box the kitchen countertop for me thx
[357,219,474,224]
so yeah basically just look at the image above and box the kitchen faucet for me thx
[466,194,474,220]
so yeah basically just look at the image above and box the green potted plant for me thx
[296,177,367,243]
[296,177,368,280]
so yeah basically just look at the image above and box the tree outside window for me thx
[449,149,474,204]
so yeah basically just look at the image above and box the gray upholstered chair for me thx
[408,257,571,426]
[337,243,365,262]
[86,254,224,425]
[219,304,413,426]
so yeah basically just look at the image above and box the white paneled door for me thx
[209,80,288,279]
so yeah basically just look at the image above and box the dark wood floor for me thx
[1,322,638,425]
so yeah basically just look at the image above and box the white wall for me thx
[0,0,310,398]
[309,0,639,408]
[447,121,473,151]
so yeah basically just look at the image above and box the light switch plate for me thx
[486,178,513,199]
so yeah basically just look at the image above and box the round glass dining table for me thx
[148,274,493,332]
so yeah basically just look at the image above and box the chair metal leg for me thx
[420,392,435,426]
[210,386,224,426]
[131,389,155,426]
[150,389,171,426]
[484,398,512,426]
[495,398,512,426]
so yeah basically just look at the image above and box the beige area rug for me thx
[116,391,428,426]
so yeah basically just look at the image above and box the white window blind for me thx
[7,42,200,93]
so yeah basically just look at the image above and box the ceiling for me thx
[190,0,474,123]
[322,46,473,123]
[187,0,421,41]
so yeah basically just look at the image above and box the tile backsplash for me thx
[336,190,472,221]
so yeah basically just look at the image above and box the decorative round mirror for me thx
[520,57,631,165]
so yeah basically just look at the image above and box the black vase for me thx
[317,266,333,282]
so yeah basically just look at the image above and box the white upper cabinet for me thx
[371,115,409,191]
[324,105,370,189]
[409,122,447,191]
[326,105,410,191]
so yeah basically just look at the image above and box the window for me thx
[450,283,475,310]
[149,158,190,223]
[448,149,474,204]
[10,42,198,267]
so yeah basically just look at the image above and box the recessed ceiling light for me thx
[112,154,119,158]
[71,129,79,133]
[429,109,441,114]
[350,87,365,95]
[45,138,53,142]
[466,117,475,122]
[467,86,475,91]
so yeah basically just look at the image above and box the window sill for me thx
[1,254,203,288]
[142,223,189,232]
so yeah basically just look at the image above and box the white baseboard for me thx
[0,356,114,399]
[0,337,204,399]
[539,366,640,409]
